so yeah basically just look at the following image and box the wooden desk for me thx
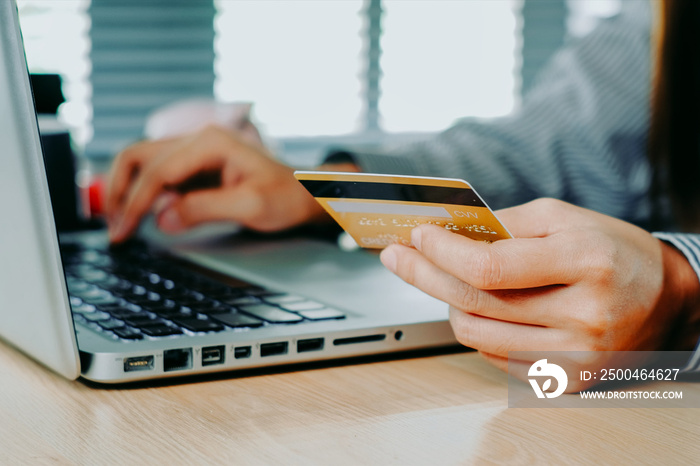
[1,341,698,465]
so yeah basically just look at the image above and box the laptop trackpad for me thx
[143,224,448,323]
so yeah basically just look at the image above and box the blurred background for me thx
[17,0,621,168]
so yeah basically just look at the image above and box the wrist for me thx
[656,240,700,350]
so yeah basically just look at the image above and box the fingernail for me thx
[107,227,118,243]
[153,192,177,215]
[107,215,123,243]
[157,207,184,233]
[380,247,397,273]
[411,227,423,251]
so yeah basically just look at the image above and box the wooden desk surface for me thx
[1,341,698,465]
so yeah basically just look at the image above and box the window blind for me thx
[362,0,383,133]
[82,0,610,160]
[87,0,216,159]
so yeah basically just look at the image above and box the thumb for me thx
[495,198,583,239]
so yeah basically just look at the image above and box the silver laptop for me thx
[0,0,456,384]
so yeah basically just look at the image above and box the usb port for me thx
[201,345,225,366]
[260,342,288,357]
[124,356,154,372]
[234,346,252,359]
[297,338,324,353]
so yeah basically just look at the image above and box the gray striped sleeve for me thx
[653,232,700,372]
[351,0,658,227]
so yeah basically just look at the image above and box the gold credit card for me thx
[294,171,512,249]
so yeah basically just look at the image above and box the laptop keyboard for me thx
[62,241,345,341]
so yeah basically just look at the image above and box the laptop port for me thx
[124,356,154,372]
[163,348,192,372]
[260,342,288,357]
[201,345,225,366]
[234,346,252,359]
[333,334,386,346]
[297,338,324,353]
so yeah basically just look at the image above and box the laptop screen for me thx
[0,0,80,379]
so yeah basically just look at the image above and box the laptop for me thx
[0,0,457,384]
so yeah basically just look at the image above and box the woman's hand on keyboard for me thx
[105,125,332,243]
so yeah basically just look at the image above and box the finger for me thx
[105,148,141,221]
[480,352,539,383]
[156,187,258,233]
[411,223,590,290]
[110,133,240,242]
[105,137,181,219]
[479,351,509,372]
[380,244,569,326]
[495,197,589,238]
[481,351,555,377]
[482,351,612,394]
[448,307,564,357]
[381,242,482,307]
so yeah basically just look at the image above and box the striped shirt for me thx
[346,0,700,370]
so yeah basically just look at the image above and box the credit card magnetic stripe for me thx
[297,180,486,208]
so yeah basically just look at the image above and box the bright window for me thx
[214,0,519,138]
[16,0,91,147]
[15,0,624,152]
[567,0,622,38]
[214,0,364,138]
[380,0,518,132]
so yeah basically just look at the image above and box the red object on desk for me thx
[87,174,105,218]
